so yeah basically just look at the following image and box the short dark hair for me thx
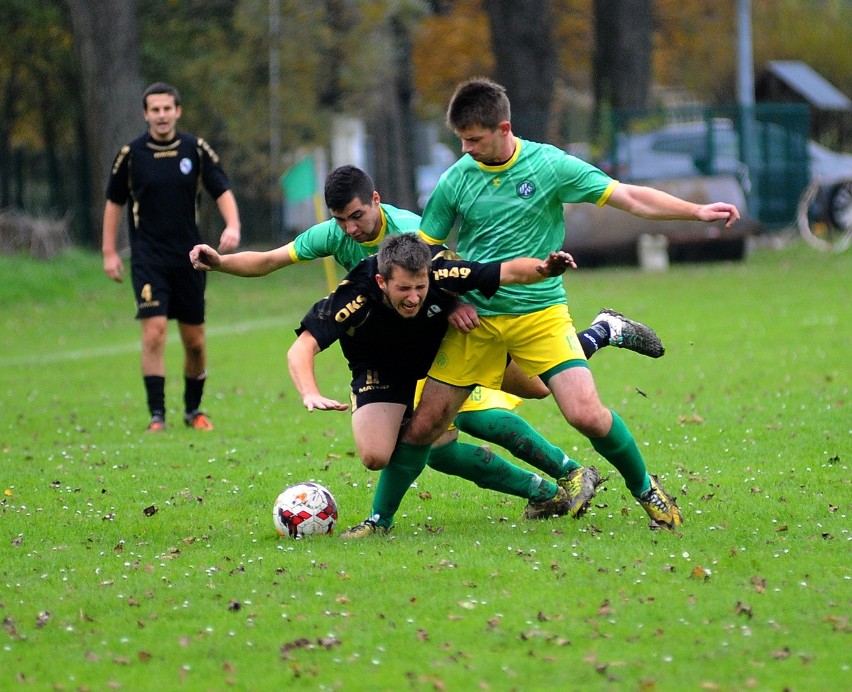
[446,77,510,131]
[143,82,181,109]
[324,165,375,212]
[377,234,432,281]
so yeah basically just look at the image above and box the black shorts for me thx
[131,262,206,323]
[349,368,417,419]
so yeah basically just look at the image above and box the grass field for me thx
[0,240,848,690]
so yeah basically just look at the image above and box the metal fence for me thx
[608,103,811,229]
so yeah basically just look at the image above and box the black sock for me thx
[184,372,206,415]
[144,375,166,419]
[577,323,610,358]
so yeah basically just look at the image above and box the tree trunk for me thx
[593,0,652,136]
[63,0,143,247]
[367,13,418,211]
[0,67,20,209]
[483,0,556,143]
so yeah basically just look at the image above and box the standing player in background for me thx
[103,82,241,432]
[358,78,742,533]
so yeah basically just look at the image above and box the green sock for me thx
[589,410,651,496]
[427,439,558,502]
[455,408,580,478]
[370,442,431,528]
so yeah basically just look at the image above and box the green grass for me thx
[0,242,848,690]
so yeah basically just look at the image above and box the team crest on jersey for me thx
[517,180,535,198]
[180,157,193,174]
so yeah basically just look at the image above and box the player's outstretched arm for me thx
[606,183,740,227]
[189,244,295,276]
[287,331,349,412]
[499,251,577,285]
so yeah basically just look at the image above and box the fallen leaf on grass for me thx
[280,635,341,658]
[519,628,570,645]
[597,600,613,617]
[734,601,753,618]
[690,565,711,581]
[751,576,766,593]
[824,615,850,633]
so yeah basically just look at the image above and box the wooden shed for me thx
[756,60,851,149]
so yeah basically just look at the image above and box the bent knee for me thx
[404,418,449,446]
[361,454,390,471]
[567,408,612,438]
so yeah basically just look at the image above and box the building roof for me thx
[763,60,851,111]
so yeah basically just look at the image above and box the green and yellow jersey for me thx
[286,203,421,271]
[419,137,616,315]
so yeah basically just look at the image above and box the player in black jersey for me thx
[102,82,241,432]
[288,234,587,534]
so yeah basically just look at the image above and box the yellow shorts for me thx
[428,303,587,389]
[413,379,522,431]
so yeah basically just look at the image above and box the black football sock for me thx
[577,323,610,358]
[184,371,207,415]
[144,375,166,419]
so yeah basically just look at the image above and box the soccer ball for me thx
[273,482,338,539]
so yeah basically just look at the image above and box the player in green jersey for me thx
[348,78,741,534]
[191,165,420,274]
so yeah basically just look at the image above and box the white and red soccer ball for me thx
[273,482,338,538]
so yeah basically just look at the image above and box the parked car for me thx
[566,118,852,264]
[606,118,852,227]
[805,140,852,230]
[563,173,756,266]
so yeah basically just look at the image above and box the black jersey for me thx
[105,132,231,267]
[297,248,502,381]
